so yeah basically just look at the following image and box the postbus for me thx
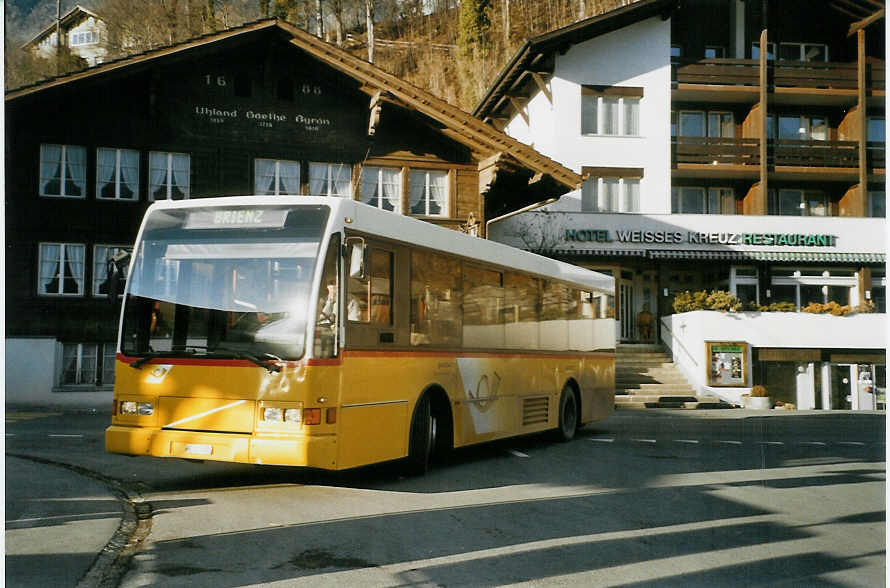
[105,196,616,473]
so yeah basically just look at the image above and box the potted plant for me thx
[746,385,771,409]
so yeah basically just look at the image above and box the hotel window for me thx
[255,158,300,196]
[871,270,886,313]
[769,189,828,216]
[867,118,885,142]
[360,166,401,212]
[93,245,131,297]
[751,42,776,60]
[149,152,190,200]
[69,30,98,46]
[868,191,885,218]
[671,187,735,214]
[674,111,733,138]
[731,267,759,306]
[704,46,725,59]
[775,115,827,141]
[581,170,641,213]
[779,42,828,62]
[409,169,449,216]
[39,144,86,198]
[60,343,116,386]
[39,243,85,296]
[671,45,683,61]
[581,86,642,136]
[309,162,352,198]
[97,148,139,200]
[770,269,854,310]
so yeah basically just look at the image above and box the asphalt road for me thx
[5,409,886,587]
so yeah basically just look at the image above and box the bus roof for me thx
[143,196,614,293]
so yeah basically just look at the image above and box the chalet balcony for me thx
[672,137,880,169]
[673,58,885,91]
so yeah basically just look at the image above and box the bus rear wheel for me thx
[555,385,578,442]
[407,393,437,475]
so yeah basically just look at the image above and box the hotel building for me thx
[475,0,886,409]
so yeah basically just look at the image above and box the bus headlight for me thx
[120,401,153,416]
[263,407,284,422]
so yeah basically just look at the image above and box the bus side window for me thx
[346,247,392,325]
[410,249,462,346]
[314,236,340,358]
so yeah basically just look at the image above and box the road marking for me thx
[507,449,529,458]
[5,434,15,437]
[716,440,742,445]
[48,434,84,438]
[632,439,657,444]
[757,441,784,446]
[836,441,866,446]
[798,441,827,446]
[5,412,62,423]
[589,438,615,443]
[674,439,699,444]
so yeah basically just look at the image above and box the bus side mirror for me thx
[106,250,131,303]
[345,237,367,281]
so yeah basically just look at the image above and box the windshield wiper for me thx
[129,349,194,370]
[129,346,282,373]
[183,345,282,373]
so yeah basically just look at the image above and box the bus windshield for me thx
[121,204,330,361]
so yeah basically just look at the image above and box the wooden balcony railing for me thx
[672,137,886,169]
[672,137,760,166]
[867,142,886,169]
[673,58,885,91]
[771,139,859,167]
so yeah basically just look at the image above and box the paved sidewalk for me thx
[5,455,124,587]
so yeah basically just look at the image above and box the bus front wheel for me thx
[555,385,578,442]
[407,393,436,475]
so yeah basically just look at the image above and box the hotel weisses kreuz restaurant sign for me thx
[490,210,884,258]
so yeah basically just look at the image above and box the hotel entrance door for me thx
[830,364,853,410]
[618,280,634,342]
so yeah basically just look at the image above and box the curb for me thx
[5,452,153,588]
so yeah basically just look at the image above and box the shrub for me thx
[672,290,742,313]
[802,301,852,316]
[758,301,796,312]
[750,385,769,398]
[853,300,876,314]
[706,290,743,312]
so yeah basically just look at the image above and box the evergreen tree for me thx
[457,0,490,58]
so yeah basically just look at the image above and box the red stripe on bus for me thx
[116,353,305,369]
[340,350,615,360]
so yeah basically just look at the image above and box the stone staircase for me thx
[614,344,737,410]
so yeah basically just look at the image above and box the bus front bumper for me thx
[105,426,338,468]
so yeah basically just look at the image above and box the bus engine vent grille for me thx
[522,396,549,426]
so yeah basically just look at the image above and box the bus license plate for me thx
[185,443,212,456]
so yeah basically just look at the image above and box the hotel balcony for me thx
[672,137,883,182]
[672,58,885,106]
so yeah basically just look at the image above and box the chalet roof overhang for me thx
[828,0,886,36]
[473,0,676,121]
[8,18,580,197]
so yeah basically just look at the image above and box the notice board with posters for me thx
[707,341,748,387]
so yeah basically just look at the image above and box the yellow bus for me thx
[105,196,616,473]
